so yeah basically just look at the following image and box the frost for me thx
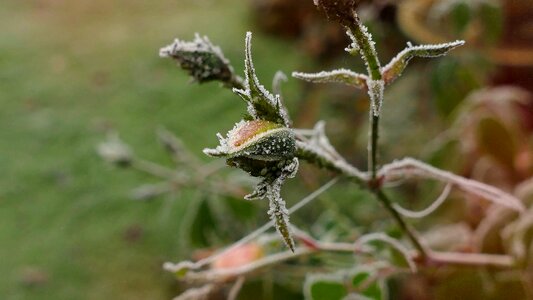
[345,29,360,55]
[272,71,287,97]
[233,32,291,126]
[292,68,368,89]
[347,19,381,76]
[268,178,295,251]
[159,33,236,84]
[367,79,384,116]
[244,158,299,251]
[244,179,269,200]
[381,40,465,84]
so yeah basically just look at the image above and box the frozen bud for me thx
[204,120,296,177]
[313,0,361,26]
[97,134,133,167]
[160,34,235,85]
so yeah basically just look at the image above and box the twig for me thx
[378,158,525,212]
[427,251,515,268]
[393,183,453,219]
[374,190,429,259]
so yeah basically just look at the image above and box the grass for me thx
[0,1,309,298]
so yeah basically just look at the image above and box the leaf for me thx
[268,187,295,252]
[292,69,368,89]
[476,117,516,169]
[233,32,290,126]
[350,269,387,300]
[159,34,237,86]
[305,274,348,300]
[382,40,465,85]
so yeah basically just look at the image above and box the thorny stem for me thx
[348,11,427,256]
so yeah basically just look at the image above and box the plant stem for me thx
[347,11,429,258]
[348,14,382,80]
[374,190,428,258]
[369,113,379,179]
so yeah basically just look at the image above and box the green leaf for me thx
[476,117,516,169]
[305,276,348,300]
[352,272,370,286]
[350,269,387,300]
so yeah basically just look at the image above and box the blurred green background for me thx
[0,0,312,298]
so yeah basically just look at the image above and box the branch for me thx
[393,183,453,219]
[378,158,525,212]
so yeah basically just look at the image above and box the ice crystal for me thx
[382,40,465,84]
[347,18,381,77]
[233,32,291,126]
[292,68,368,89]
[344,30,360,55]
[159,33,237,85]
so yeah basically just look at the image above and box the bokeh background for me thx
[1,0,532,299]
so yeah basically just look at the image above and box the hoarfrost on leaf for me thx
[382,40,465,84]
[292,68,368,89]
[159,33,238,85]
[233,32,291,126]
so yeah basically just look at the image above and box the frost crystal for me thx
[233,32,291,126]
[344,30,360,55]
[292,68,368,89]
[348,20,381,76]
[367,79,384,116]
[159,33,236,85]
[382,40,465,84]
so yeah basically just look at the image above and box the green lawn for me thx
[0,1,310,298]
